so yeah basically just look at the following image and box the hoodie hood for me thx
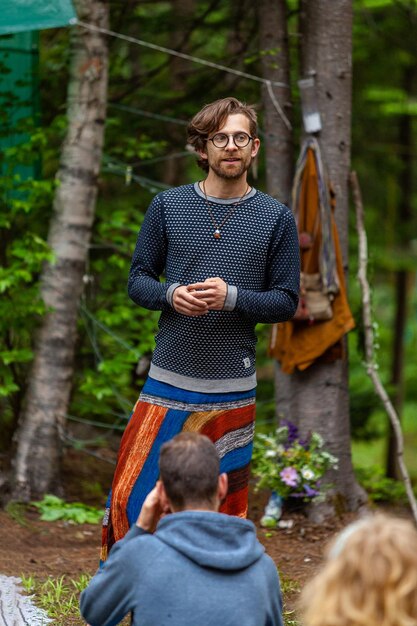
[155,511,264,571]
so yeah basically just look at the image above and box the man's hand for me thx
[188,277,228,311]
[136,486,165,533]
[172,285,209,316]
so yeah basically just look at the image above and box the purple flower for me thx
[304,484,319,497]
[281,419,299,448]
[299,434,311,450]
[280,420,312,451]
[280,467,299,487]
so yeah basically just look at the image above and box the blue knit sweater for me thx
[128,183,299,392]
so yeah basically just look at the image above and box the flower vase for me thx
[260,491,283,528]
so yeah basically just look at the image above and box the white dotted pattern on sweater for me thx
[128,184,299,388]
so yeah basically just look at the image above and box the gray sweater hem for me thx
[149,363,257,392]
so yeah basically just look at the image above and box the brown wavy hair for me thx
[187,97,258,172]
[300,515,417,626]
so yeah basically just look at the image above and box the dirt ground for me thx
[0,447,359,623]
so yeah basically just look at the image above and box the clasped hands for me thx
[172,276,227,316]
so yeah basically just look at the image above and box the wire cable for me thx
[73,19,290,90]
[107,102,189,126]
[75,20,292,131]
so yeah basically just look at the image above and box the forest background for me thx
[1,0,417,508]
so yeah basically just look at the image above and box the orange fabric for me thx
[297,150,322,274]
[219,486,249,518]
[270,149,355,373]
[110,401,167,541]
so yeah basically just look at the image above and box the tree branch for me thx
[350,170,417,524]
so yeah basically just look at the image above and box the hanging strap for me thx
[291,137,339,295]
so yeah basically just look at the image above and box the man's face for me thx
[199,113,260,180]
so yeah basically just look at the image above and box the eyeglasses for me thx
[208,132,253,149]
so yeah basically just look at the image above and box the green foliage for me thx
[20,572,132,625]
[20,573,36,593]
[31,494,104,524]
[349,279,417,448]
[354,466,409,503]
[281,572,301,626]
[20,573,91,622]
[4,501,29,527]
[280,573,301,596]
[0,126,54,439]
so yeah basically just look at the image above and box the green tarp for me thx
[0,31,40,180]
[0,0,76,35]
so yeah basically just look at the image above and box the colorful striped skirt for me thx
[101,377,256,561]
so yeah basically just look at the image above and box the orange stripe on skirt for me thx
[110,401,167,541]
[220,486,249,518]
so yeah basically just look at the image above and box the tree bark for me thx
[258,0,293,204]
[258,0,295,437]
[275,0,366,512]
[11,0,109,501]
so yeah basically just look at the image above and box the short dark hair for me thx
[159,433,220,509]
[187,97,258,172]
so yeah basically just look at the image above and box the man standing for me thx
[82,433,284,626]
[101,97,299,560]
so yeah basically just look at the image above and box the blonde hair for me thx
[300,515,417,626]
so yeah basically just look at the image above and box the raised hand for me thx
[136,486,165,533]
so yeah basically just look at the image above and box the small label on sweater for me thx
[243,357,251,369]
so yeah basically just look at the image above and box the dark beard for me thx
[209,157,252,180]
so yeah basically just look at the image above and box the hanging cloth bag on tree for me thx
[295,212,334,321]
[292,138,339,322]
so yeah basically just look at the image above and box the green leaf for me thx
[32,495,104,524]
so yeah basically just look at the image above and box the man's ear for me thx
[217,473,228,503]
[157,480,171,513]
[197,148,208,163]
[251,137,261,159]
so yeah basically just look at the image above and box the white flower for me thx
[321,452,338,466]
[265,450,276,459]
[301,467,315,480]
[276,444,285,455]
[311,432,324,447]
[276,426,288,436]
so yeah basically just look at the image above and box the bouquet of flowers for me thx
[252,420,338,502]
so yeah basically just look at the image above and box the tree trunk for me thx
[258,0,293,204]
[275,0,366,512]
[11,0,109,501]
[258,0,295,433]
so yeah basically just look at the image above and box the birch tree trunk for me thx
[258,0,293,204]
[275,0,366,512]
[11,0,109,501]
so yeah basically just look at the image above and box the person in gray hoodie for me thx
[80,432,283,626]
